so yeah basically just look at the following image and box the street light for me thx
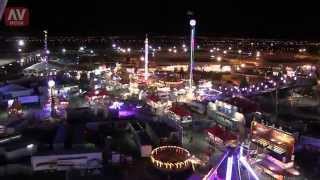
[190,19,196,26]
[18,40,25,47]
[27,144,34,150]
[48,79,55,88]
[62,48,66,53]
[256,51,261,57]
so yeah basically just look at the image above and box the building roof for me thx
[169,105,192,117]
[24,62,61,72]
[225,96,258,113]
[257,156,300,176]
[0,84,27,93]
[206,125,237,142]
[85,89,109,97]
[147,94,160,102]
[0,59,15,66]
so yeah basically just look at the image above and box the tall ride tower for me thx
[189,19,196,89]
[144,35,149,80]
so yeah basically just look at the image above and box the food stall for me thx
[206,125,237,147]
[168,105,192,124]
[207,101,245,131]
[251,121,300,179]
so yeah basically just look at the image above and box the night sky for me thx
[3,0,320,39]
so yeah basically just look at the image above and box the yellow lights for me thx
[150,146,192,171]
[161,65,188,72]
[217,56,222,62]
[240,63,246,68]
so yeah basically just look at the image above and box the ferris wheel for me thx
[0,0,7,21]
[203,144,260,180]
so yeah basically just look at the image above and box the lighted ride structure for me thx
[203,145,260,180]
[0,0,7,21]
[150,146,192,172]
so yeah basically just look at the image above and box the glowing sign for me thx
[4,7,29,27]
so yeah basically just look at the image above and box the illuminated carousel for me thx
[150,146,192,172]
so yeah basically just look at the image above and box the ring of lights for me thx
[150,146,191,171]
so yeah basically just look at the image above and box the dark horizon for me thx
[2,0,320,40]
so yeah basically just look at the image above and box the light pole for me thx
[18,40,25,47]
[44,30,48,61]
[189,19,196,90]
[17,40,25,66]
[48,80,55,117]
[275,83,278,122]
[144,35,149,81]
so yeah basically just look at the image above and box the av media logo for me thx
[4,7,29,27]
